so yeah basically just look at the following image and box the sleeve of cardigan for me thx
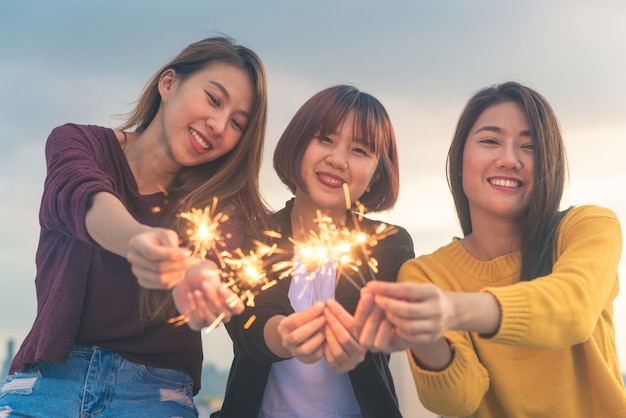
[39,124,121,244]
[484,205,622,349]
[371,225,415,284]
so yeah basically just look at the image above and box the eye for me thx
[205,91,219,106]
[231,117,246,132]
[479,137,499,145]
[521,143,535,150]
[352,146,370,156]
[318,136,333,144]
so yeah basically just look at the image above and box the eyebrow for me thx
[326,128,370,146]
[474,125,531,136]
[208,80,251,119]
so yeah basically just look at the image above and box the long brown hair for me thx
[119,37,269,321]
[273,84,400,213]
[446,81,569,281]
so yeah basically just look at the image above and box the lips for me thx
[489,178,521,188]
[316,171,345,188]
[189,128,212,152]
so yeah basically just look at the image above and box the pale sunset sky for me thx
[1,1,625,415]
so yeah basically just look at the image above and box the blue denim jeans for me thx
[0,345,198,417]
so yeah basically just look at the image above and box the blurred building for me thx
[195,362,229,417]
[1,338,14,380]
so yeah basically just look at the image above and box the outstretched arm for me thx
[357,281,500,370]
[86,191,197,289]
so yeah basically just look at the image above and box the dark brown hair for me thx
[273,84,400,213]
[446,81,569,281]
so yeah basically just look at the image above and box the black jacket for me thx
[214,200,415,417]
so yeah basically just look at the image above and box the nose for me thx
[497,143,522,170]
[325,147,348,170]
[206,111,227,136]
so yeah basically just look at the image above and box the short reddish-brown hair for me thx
[273,85,399,212]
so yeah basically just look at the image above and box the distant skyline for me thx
[1,2,625,416]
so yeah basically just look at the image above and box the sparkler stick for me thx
[203,312,226,333]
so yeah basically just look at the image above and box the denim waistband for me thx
[70,344,114,354]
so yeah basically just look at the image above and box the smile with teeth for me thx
[190,128,210,150]
[318,172,345,186]
[489,178,521,188]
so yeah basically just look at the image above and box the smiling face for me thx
[158,62,253,167]
[461,101,535,225]
[295,111,380,221]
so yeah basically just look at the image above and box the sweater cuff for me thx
[407,342,466,390]
[481,286,531,345]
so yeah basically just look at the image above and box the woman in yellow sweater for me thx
[355,81,626,417]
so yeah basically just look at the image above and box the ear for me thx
[366,172,381,192]
[158,69,177,102]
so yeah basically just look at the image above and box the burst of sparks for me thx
[220,238,293,308]
[194,235,293,333]
[289,183,397,288]
[289,210,396,289]
[169,185,397,332]
[177,197,230,262]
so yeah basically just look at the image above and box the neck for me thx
[461,216,521,260]
[122,126,180,195]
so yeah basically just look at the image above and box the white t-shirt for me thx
[258,251,362,418]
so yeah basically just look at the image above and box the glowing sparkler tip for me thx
[177,201,227,260]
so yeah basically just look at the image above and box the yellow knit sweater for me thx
[399,205,626,417]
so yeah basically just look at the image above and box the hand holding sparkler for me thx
[171,194,294,333]
[355,281,454,360]
[171,261,245,331]
[127,227,199,289]
[353,288,398,352]
[323,298,367,373]
[272,302,326,362]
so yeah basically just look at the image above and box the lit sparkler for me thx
[289,183,397,289]
[220,238,293,307]
[177,197,230,264]
[202,234,294,332]
[169,231,294,332]
[170,185,397,332]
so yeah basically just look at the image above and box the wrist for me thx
[409,338,452,371]
[445,291,501,335]
[264,315,291,358]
